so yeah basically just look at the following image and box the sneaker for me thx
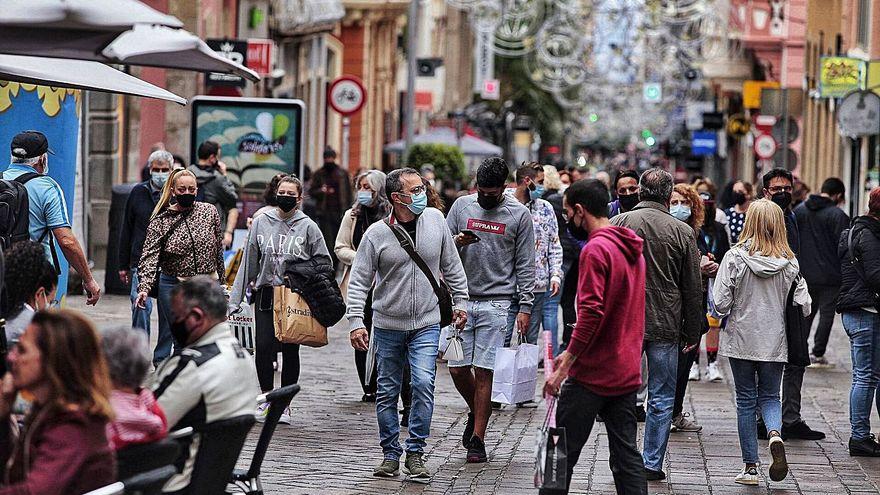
[707,362,723,382]
[373,459,400,478]
[634,406,646,423]
[644,468,666,481]
[403,452,431,481]
[734,466,759,485]
[401,408,410,428]
[671,413,703,433]
[361,393,376,403]
[466,436,487,463]
[768,435,788,481]
[516,400,539,409]
[462,412,475,449]
[849,435,880,457]
[688,362,700,381]
[254,403,270,423]
[781,420,825,441]
[278,406,292,425]
[808,354,834,369]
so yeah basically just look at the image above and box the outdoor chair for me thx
[116,437,181,480]
[82,465,177,495]
[227,384,301,494]
[180,415,256,495]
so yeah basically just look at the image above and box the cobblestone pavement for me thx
[69,294,880,494]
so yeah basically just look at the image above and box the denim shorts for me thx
[448,299,511,370]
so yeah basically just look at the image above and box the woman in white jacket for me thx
[713,199,811,486]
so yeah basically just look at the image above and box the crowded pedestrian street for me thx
[70,292,880,494]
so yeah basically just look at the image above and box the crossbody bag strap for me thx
[384,218,444,299]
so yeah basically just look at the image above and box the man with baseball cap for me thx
[3,130,100,305]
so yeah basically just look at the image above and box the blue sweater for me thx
[119,181,160,269]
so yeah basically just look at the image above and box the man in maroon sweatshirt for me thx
[542,179,648,495]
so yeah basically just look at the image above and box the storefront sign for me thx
[819,57,865,98]
[206,39,248,87]
[742,80,779,109]
[246,39,274,76]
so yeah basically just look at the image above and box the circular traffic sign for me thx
[754,133,777,159]
[328,76,366,115]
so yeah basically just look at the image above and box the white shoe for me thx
[707,362,723,382]
[254,402,270,423]
[278,406,292,425]
[768,435,788,482]
[734,466,759,485]
[688,363,700,381]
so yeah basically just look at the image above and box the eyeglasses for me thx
[408,186,426,195]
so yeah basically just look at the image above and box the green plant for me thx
[405,143,466,184]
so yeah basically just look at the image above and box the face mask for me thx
[35,289,51,311]
[771,191,792,211]
[618,193,640,212]
[170,314,191,346]
[566,213,589,241]
[176,193,196,208]
[405,191,427,215]
[151,171,169,189]
[477,192,503,210]
[277,195,298,213]
[357,191,373,206]
[732,191,747,206]
[670,204,692,222]
[529,185,545,201]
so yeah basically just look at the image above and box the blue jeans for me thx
[842,310,880,441]
[155,274,178,365]
[374,324,440,460]
[130,267,152,334]
[728,358,784,464]
[505,291,546,346]
[642,341,678,471]
[543,290,561,356]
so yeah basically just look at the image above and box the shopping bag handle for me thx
[543,396,556,429]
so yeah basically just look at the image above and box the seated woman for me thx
[1,241,57,343]
[102,326,167,451]
[0,310,116,494]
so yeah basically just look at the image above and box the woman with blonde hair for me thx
[542,165,563,196]
[0,310,115,493]
[713,199,810,486]
[135,168,225,365]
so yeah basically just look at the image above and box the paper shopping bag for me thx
[535,398,568,489]
[491,334,539,405]
[227,303,256,353]
[273,286,328,347]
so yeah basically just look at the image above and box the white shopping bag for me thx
[228,303,256,353]
[491,333,540,405]
[442,327,464,362]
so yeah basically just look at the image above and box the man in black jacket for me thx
[794,178,849,366]
[836,187,880,457]
[119,150,172,364]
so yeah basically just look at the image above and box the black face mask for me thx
[170,315,191,346]
[276,196,298,213]
[618,193,640,212]
[566,215,590,241]
[771,191,792,211]
[176,193,196,208]
[732,191,747,206]
[477,192,503,210]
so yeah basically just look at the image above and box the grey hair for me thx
[171,276,228,320]
[638,168,674,204]
[385,168,420,202]
[10,155,42,166]
[352,170,391,214]
[147,149,174,166]
[101,326,151,389]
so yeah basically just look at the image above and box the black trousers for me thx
[673,347,698,418]
[807,284,840,357]
[539,381,647,495]
[559,261,579,351]
[255,287,301,392]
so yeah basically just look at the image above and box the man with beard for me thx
[309,146,353,262]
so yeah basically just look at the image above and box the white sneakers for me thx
[734,466,759,485]
[255,402,270,423]
[707,362,723,382]
[278,406,293,425]
[768,435,788,482]
[688,363,700,381]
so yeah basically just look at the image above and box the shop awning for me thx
[384,127,503,157]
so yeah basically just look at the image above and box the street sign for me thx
[481,79,500,100]
[643,83,662,103]
[686,102,714,130]
[691,131,717,156]
[328,76,366,115]
[771,117,799,144]
[754,134,777,159]
[742,80,780,109]
[819,56,865,98]
[246,39,274,76]
[838,90,880,137]
[701,112,724,130]
[773,148,798,170]
[727,114,750,136]
[206,39,247,87]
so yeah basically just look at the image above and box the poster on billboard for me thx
[819,57,865,98]
[191,96,304,224]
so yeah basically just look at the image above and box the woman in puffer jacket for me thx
[713,199,811,487]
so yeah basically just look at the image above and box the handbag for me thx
[534,397,568,490]
[443,327,464,361]
[384,219,454,327]
[146,212,190,298]
[272,286,328,347]
[784,276,810,367]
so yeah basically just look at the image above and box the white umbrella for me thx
[0,0,182,30]
[102,25,259,82]
[383,127,503,156]
[0,54,186,105]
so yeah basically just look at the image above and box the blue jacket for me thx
[119,181,160,269]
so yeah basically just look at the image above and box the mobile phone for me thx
[460,230,481,241]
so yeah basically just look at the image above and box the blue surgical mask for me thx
[357,191,373,206]
[530,185,545,201]
[670,204,692,222]
[151,171,170,189]
[406,191,428,215]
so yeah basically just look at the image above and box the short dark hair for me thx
[2,240,57,318]
[171,276,228,321]
[515,163,540,184]
[639,168,674,203]
[196,140,220,160]
[477,156,509,188]
[385,168,420,202]
[323,146,337,159]
[613,169,639,190]
[565,179,610,218]
[762,168,793,189]
[262,174,285,206]
[820,177,845,197]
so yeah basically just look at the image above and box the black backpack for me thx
[0,172,40,250]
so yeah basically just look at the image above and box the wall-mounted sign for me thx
[742,80,780,109]
[838,90,880,137]
[206,39,248,87]
[328,76,366,115]
[754,133,777,159]
[643,83,662,103]
[819,56,865,98]
[246,38,274,76]
[481,79,500,100]
[691,131,717,156]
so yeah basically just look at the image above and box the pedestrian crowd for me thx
[0,128,876,494]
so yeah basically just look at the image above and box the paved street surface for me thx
[69,293,880,494]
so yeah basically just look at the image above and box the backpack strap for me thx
[14,173,60,274]
[383,218,445,302]
[13,172,42,186]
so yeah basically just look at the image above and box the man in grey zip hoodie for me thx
[347,168,468,481]
[446,156,536,463]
